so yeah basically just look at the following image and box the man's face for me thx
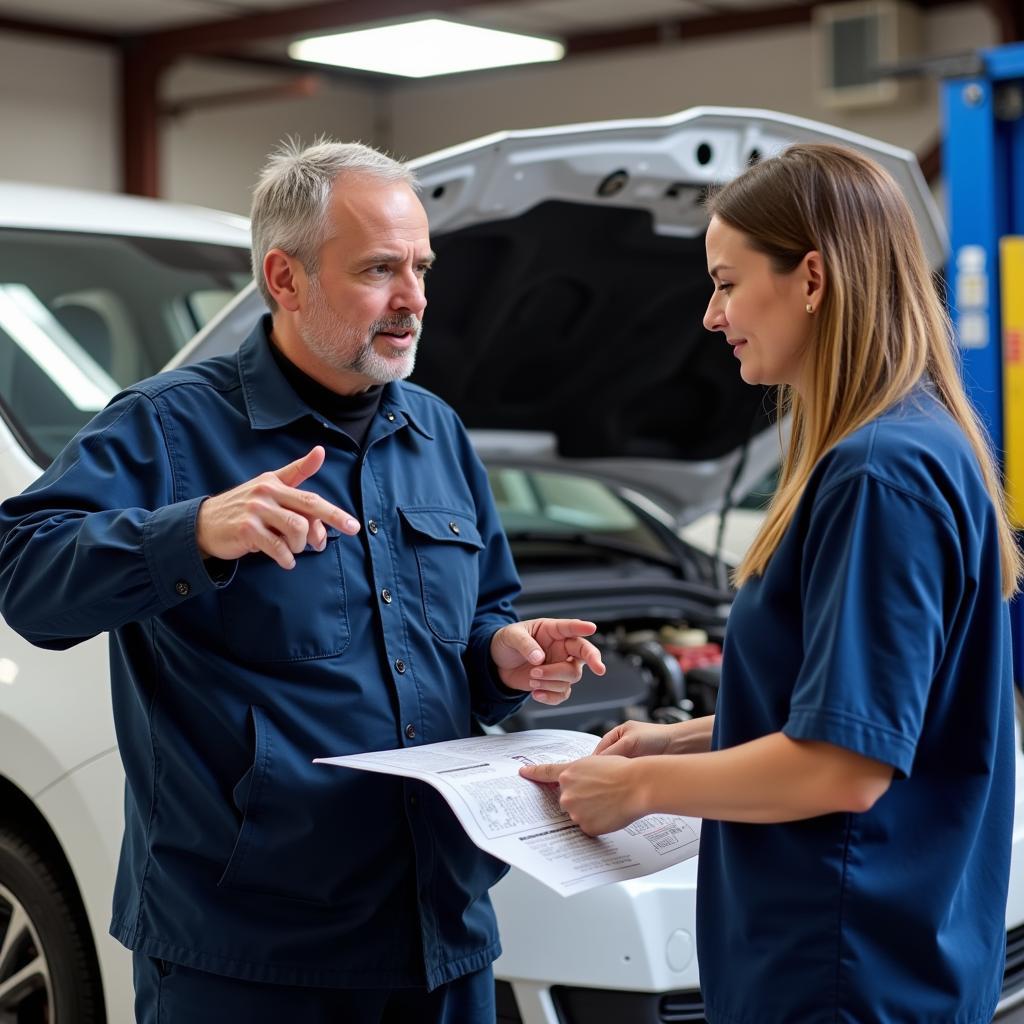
[297,177,433,391]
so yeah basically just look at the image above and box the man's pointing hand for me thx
[196,446,361,570]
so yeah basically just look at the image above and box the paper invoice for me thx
[315,729,700,897]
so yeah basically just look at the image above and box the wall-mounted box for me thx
[813,0,921,109]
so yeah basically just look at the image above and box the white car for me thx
[0,183,253,1021]
[1,109,1022,1024]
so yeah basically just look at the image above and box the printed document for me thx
[315,729,700,897]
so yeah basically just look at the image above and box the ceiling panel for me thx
[0,0,321,33]
[455,4,572,32]
[0,0,214,31]
[525,0,708,25]
[0,0,811,39]
[464,0,712,35]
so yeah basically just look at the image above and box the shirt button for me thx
[381,588,393,604]
[448,520,460,535]
[405,723,416,739]
[395,658,406,674]
[174,580,190,597]
[385,411,396,422]
[368,519,379,535]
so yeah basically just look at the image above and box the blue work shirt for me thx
[0,316,526,989]
[697,388,1015,1023]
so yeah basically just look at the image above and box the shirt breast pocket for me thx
[399,507,485,644]
[219,527,351,663]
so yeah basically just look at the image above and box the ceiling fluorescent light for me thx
[289,18,565,78]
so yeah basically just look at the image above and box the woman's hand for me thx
[519,755,644,836]
[523,730,895,829]
[595,716,715,757]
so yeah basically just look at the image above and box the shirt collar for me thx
[237,314,433,440]
[376,387,434,440]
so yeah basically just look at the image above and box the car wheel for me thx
[0,827,104,1023]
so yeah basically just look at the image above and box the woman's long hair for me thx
[708,143,1021,598]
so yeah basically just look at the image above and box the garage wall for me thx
[155,0,1000,214]
[162,61,385,216]
[0,31,118,192]
[0,1,1000,214]
[0,32,382,215]
[385,2,997,161]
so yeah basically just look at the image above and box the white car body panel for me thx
[0,181,251,1022]
[0,181,250,244]
[408,106,947,269]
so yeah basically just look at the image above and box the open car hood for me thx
[179,107,946,525]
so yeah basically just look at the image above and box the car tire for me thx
[0,826,104,1023]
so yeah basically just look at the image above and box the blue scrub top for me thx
[697,387,1016,1024]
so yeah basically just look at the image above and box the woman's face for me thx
[703,216,819,392]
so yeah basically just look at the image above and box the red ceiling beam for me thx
[121,44,166,198]
[984,0,1023,42]
[918,138,941,183]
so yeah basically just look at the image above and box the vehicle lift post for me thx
[942,41,1024,686]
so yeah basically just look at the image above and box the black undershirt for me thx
[269,339,383,449]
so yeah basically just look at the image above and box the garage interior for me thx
[0,2,1021,1024]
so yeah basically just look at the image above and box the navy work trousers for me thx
[132,954,496,1024]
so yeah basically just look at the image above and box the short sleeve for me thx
[782,471,961,776]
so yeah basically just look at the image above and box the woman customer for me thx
[522,143,1022,1024]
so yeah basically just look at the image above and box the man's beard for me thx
[298,275,421,385]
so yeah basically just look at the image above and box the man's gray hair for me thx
[250,137,418,309]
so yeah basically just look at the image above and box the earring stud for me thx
[806,303,814,314]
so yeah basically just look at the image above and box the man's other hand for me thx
[491,619,606,704]
[196,446,361,570]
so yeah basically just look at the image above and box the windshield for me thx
[0,228,251,464]
[487,466,678,566]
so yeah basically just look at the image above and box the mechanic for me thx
[522,143,1020,1023]
[0,139,605,1024]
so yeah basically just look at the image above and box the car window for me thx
[0,228,251,464]
[487,466,677,563]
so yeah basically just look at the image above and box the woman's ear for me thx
[802,250,826,309]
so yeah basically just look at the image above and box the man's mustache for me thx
[370,315,421,336]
